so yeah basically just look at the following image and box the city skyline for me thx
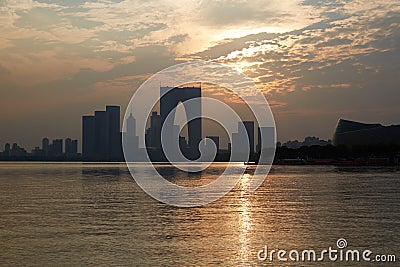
[0,1,399,150]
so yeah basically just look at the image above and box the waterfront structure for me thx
[333,119,400,146]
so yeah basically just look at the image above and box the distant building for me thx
[257,127,276,153]
[123,112,139,161]
[3,143,10,157]
[52,139,63,156]
[31,147,45,157]
[243,121,255,154]
[145,111,161,149]
[94,110,107,157]
[42,138,49,156]
[232,121,254,161]
[333,119,400,146]
[10,143,27,157]
[282,136,331,149]
[106,106,121,158]
[65,138,78,156]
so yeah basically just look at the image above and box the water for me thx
[0,163,399,266]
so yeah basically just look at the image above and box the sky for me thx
[0,0,399,150]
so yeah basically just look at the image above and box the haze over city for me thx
[0,0,399,150]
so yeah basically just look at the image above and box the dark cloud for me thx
[197,0,288,26]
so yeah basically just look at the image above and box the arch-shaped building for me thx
[333,119,400,146]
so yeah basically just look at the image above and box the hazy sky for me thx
[0,0,399,150]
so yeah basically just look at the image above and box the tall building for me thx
[123,112,139,161]
[145,111,164,151]
[256,126,276,164]
[106,106,121,158]
[160,86,202,159]
[126,112,137,138]
[82,116,95,159]
[42,138,49,156]
[82,106,123,161]
[71,140,78,155]
[257,127,275,153]
[231,121,254,161]
[10,143,27,157]
[65,138,78,156]
[243,121,255,154]
[149,111,161,149]
[4,143,10,157]
[94,111,107,158]
[52,139,63,156]
[65,138,72,153]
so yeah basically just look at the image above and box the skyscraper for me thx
[42,138,49,156]
[65,138,78,156]
[4,143,10,157]
[94,111,107,158]
[126,112,137,138]
[52,139,63,156]
[231,121,255,161]
[106,105,120,158]
[243,121,255,154]
[160,86,201,159]
[71,140,78,155]
[65,138,72,153]
[146,111,161,149]
[123,112,139,161]
[257,127,275,153]
[82,106,123,161]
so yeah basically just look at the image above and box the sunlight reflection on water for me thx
[0,163,399,266]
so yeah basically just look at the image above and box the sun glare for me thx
[234,61,254,74]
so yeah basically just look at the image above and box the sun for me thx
[234,61,254,73]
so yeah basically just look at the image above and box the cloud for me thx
[0,0,399,146]
[195,0,400,95]
[0,63,9,75]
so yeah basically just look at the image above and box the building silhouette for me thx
[52,139,63,156]
[65,138,78,156]
[94,110,107,157]
[10,143,27,157]
[282,136,331,149]
[42,138,49,156]
[243,121,255,154]
[232,121,255,161]
[145,111,161,149]
[257,127,276,152]
[160,86,202,159]
[3,143,10,157]
[123,112,139,162]
[333,119,400,146]
[106,106,121,158]
[256,126,276,164]
[82,106,122,161]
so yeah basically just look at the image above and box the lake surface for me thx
[0,163,399,266]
